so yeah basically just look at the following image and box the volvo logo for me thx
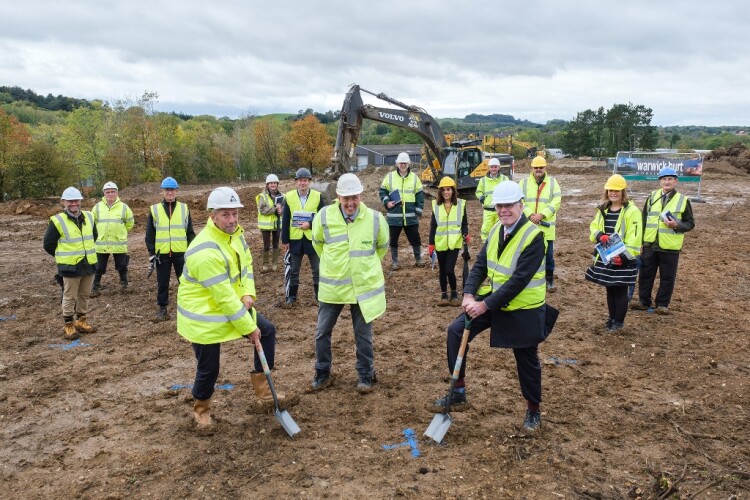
[378,112,404,122]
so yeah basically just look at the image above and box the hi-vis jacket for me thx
[476,174,509,209]
[379,169,424,227]
[284,189,322,241]
[519,174,562,240]
[150,201,190,254]
[92,198,134,254]
[49,211,98,271]
[643,189,690,251]
[478,219,546,310]
[431,199,466,251]
[256,190,282,231]
[589,201,642,263]
[177,218,256,344]
[312,202,389,324]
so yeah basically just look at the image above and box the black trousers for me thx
[156,253,185,307]
[437,249,459,292]
[638,247,680,307]
[389,224,421,248]
[606,285,629,323]
[446,312,542,405]
[95,253,129,278]
[261,229,280,251]
[191,312,276,401]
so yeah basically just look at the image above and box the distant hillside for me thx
[0,85,91,112]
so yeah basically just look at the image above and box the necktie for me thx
[346,216,353,224]
[504,231,510,241]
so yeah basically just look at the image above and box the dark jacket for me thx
[379,169,425,227]
[144,200,196,256]
[463,214,554,348]
[280,191,326,255]
[43,210,98,277]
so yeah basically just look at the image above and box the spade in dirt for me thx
[425,316,471,444]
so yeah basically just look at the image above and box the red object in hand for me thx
[599,234,610,244]
[611,255,622,266]
[428,244,435,257]
[464,235,471,244]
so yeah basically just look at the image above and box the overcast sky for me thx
[1,0,748,126]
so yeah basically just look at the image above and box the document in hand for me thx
[292,211,314,227]
[389,189,402,205]
[595,233,626,264]
[660,210,675,223]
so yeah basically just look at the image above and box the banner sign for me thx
[614,152,703,178]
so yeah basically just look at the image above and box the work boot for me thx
[63,319,79,340]
[413,246,426,267]
[432,390,468,411]
[523,409,542,432]
[390,248,400,270]
[119,271,129,291]
[546,277,556,292]
[630,302,649,311]
[90,275,102,297]
[313,284,319,306]
[438,292,450,306]
[261,250,271,273]
[193,398,212,427]
[607,320,624,331]
[449,290,461,306]
[74,315,97,334]
[655,306,670,315]
[357,373,376,394]
[605,318,614,330]
[282,285,298,308]
[271,248,280,271]
[311,369,331,391]
[157,306,168,321]
[250,371,287,408]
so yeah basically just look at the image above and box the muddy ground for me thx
[1,160,748,499]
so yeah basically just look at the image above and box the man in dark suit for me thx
[432,180,557,432]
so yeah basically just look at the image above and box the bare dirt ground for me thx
[1,160,748,499]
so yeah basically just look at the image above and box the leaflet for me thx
[595,233,626,264]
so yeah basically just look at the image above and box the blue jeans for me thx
[545,240,555,278]
[315,302,374,378]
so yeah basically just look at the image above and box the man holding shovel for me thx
[432,181,557,433]
[177,187,284,427]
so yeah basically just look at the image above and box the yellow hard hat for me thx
[438,176,456,189]
[604,174,627,191]
[530,156,547,168]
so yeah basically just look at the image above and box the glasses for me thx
[495,202,518,209]
[532,167,545,170]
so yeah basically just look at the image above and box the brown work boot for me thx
[75,315,97,334]
[193,399,212,427]
[437,292,450,306]
[261,250,270,273]
[271,249,280,271]
[63,321,80,340]
[449,290,461,306]
[250,372,289,409]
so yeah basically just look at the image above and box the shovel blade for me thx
[275,409,300,438]
[424,412,453,443]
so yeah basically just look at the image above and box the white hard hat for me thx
[265,174,279,184]
[61,187,83,200]
[336,173,364,196]
[488,158,501,167]
[102,181,118,191]
[491,181,524,205]
[207,187,244,209]
[396,152,411,164]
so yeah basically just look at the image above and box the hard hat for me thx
[604,174,627,191]
[437,176,456,189]
[265,174,280,184]
[491,181,524,205]
[295,168,312,179]
[396,152,411,164]
[658,167,678,178]
[530,156,547,168]
[336,173,364,196]
[207,187,244,210]
[61,187,83,200]
[102,181,118,191]
[488,158,501,167]
[161,177,179,189]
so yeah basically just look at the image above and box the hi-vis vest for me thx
[589,202,642,263]
[644,189,688,250]
[256,191,281,231]
[431,199,465,251]
[312,202,389,324]
[177,218,257,344]
[50,211,97,267]
[476,174,508,209]
[478,220,546,310]
[151,202,189,254]
[381,170,423,225]
[285,189,321,241]
[519,174,562,240]
[93,198,134,254]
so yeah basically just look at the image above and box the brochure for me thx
[292,210,314,228]
[595,233,626,264]
[660,210,675,223]
[389,189,402,205]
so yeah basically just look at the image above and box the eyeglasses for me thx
[495,202,518,209]
[532,167,545,170]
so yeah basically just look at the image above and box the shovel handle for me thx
[451,318,472,381]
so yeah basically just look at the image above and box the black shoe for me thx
[605,318,614,329]
[89,285,101,298]
[607,321,624,331]
[357,374,375,394]
[311,370,331,391]
[546,278,556,292]
[630,302,649,311]
[523,409,542,432]
[156,306,168,321]
[433,390,467,409]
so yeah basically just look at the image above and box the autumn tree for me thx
[0,110,32,199]
[253,117,284,174]
[287,115,332,175]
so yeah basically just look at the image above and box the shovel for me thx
[253,337,300,438]
[425,316,472,444]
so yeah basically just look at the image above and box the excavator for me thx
[330,84,512,194]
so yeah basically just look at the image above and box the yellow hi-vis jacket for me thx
[643,189,688,250]
[93,198,134,254]
[479,220,546,310]
[380,170,424,226]
[50,211,97,267]
[151,201,189,254]
[177,218,257,344]
[431,199,465,251]
[312,202,389,324]
[476,174,509,208]
[589,201,642,263]
[256,191,281,231]
[285,189,322,240]
[519,174,562,240]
